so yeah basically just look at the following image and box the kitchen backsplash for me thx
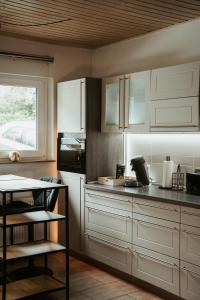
[125,134,200,184]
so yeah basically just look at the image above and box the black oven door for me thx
[57,137,86,174]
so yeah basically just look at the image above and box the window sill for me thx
[0,160,56,164]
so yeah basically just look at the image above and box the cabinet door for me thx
[57,78,85,133]
[124,71,150,132]
[180,224,200,266]
[85,205,132,242]
[132,246,179,295]
[151,62,200,100]
[150,97,199,131]
[101,76,124,133]
[180,261,200,300]
[133,214,179,258]
[84,230,132,274]
[58,171,85,253]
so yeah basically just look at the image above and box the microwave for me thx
[186,172,200,195]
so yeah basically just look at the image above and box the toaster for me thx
[186,172,200,195]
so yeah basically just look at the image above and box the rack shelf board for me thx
[0,241,66,261]
[0,211,65,227]
[0,275,65,300]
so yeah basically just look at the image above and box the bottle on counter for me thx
[161,156,174,188]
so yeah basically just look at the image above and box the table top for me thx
[0,174,66,193]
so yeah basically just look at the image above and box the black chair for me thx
[1,176,62,280]
[0,176,61,215]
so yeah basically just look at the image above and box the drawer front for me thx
[85,190,132,212]
[180,261,200,300]
[133,214,179,258]
[180,224,200,266]
[151,62,200,100]
[132,246,179,295]
[85,204,132,242]
[84,230,132,274]
[133,198,180,222]
[181,207,200,228]
[150,97,199,128]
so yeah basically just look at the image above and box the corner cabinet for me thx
[101,71,150,133]
[57,78,86,133]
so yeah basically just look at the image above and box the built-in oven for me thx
[57,133,86,174]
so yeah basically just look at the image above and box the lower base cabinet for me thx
[84,230,132,274]
[180,261,200,300]
[132,246,179,296]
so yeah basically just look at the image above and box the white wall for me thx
[92,18,200,77]
[0,35,92,179]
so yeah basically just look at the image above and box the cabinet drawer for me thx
[150,97,199,129]
[84,230,132,274]
[85,190,132,212]
[133,198,180,222]
[180,261,200,300]
[133,214,179,258]
[132,246,179,295]
[180,224,200,266]
[151,62,200,100]
[181,207,200,228]
[85,204,132,242]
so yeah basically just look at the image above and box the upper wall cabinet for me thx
[101,71,150,133]
[151,62,200,100]
[57,78,86,133]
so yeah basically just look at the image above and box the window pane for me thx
[0,85,37,151]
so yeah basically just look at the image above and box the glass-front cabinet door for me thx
[124,71,150,132]
[101,76,124,132]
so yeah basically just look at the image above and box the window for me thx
[0,74,48,160]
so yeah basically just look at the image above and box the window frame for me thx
[0,73,48,161]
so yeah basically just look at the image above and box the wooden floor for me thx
[43,253,164,300]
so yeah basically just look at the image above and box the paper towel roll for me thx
[162,160,174,188]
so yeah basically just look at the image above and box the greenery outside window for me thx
[0,74,48,161]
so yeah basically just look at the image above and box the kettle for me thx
[130,156,149,186]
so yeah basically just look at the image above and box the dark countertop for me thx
[85,182,200,209]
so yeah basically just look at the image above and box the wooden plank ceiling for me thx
[0,0,200,49]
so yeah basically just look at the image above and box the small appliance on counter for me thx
[130,156,149,186]
[186,171,200,195]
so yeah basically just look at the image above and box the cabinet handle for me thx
[87,206,131,220]
[134,202,178,212]
[182,229,200,236]
[135,219,178,231]
[182,266,200,278]
[137,252,179,269]
[86,193,132,204]
[86,234,130,252]
[182,210,200,217]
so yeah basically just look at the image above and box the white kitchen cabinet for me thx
[132,245,179,295]
[151,62,200,100]
[124,71,150,132]
[85,203,132,243]
[58,171,85,253]
[101,71,150,133]
[150,97,199,131]
[133,198,180,222]
[181,206,200,228]
[85,190,132,212]
[101,75,125,133]
[57,78,85,133]
[133,214,179,258]
[180,224,200,266]
[84,230,132,274]
[180,261,200,300]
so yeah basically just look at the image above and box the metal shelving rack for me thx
[0,175,69,300]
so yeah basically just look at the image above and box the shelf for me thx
[0,211,66,227]
[0,241,66,261]
[0,275,65,300]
